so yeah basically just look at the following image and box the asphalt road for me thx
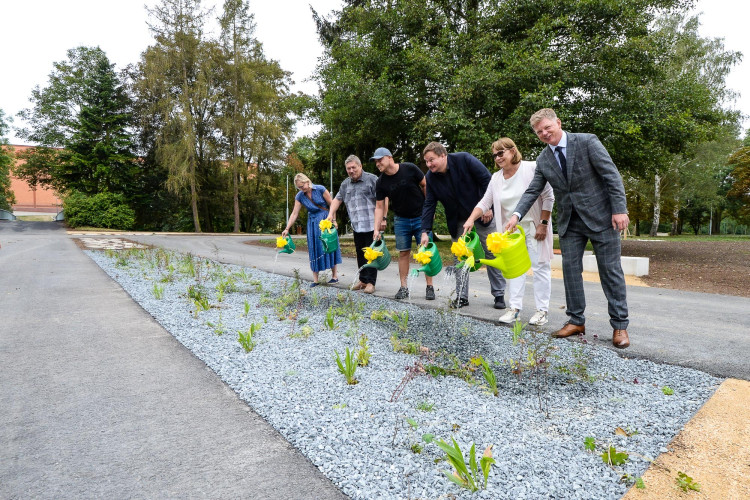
[0,221,346,499]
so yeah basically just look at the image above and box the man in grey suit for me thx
[504,108,630,348]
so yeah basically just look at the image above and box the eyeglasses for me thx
[492,148,512,159]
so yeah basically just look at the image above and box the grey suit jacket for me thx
[515,132,627,236]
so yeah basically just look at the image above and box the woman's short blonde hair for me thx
[294,173,312,188]
[491,137,522,165]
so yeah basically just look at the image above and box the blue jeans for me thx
[394,216,424,251]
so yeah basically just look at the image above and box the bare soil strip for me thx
[623,378,750,499]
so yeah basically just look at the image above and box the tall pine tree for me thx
[62,55,136,194]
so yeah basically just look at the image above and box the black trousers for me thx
[353,230,377,285]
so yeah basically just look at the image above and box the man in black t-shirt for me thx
[371,147,435,300]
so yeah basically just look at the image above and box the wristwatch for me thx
[540,219,549,225]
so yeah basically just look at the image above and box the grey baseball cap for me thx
[369,147,392,161]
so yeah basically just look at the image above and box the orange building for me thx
[3,144,62,213]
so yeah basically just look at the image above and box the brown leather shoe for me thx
[613,329,630,349]
[552,322,586,338]
[351,281,366,291]
[363,283,375,294]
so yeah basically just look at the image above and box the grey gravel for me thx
[87,249,720,500]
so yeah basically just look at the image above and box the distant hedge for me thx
[63,191,136,230]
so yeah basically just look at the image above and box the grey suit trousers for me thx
[559,210,629,330]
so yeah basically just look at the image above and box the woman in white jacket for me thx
[463,137,555,326]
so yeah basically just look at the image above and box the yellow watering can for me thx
[277,235,295,254]
[410,241,443,277]
[479,226,532,279]
[453,228,485,272]
[362,236,391,271]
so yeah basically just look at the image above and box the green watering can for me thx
[478,225,532,279]
[278,235,295,254]
[320,227,339,254]
[409,241,443,277]
[455,228,485,272]
[362,236,391,271]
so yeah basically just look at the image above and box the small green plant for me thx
[152,283,164,299]
[243,300,250,317]
[433,437,495,492]
[332,403,347,409]
[635,477,645,489]
[390,333,423,355]
[290,325,314,340]
[334,347,358,385]
[584,436,597,451]
[206,314,226,335]
[324,307,338,330]
[601,446,629,466]
[480,358,499,397]
[192,296,211,316]
[661,386,674,395]
[356,335,371,367]
[298,317,309,325]
[416,401,435,412]
[238,323,261,352]
[410,443,423,454]
[676,471,700,492]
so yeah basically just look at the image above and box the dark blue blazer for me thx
[421,152,492,238]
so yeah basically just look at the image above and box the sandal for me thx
[328,278,339,284]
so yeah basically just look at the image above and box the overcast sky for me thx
[1,0,747,145]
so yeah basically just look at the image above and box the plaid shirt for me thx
[334,171,378,232]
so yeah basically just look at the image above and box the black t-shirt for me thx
[375,162,425,218]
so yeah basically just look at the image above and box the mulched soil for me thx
[621,239,750,298]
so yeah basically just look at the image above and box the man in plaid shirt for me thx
[327,155,387,294]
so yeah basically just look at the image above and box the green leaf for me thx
[584,436,596,451]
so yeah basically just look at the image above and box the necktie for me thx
[555,146,567,179]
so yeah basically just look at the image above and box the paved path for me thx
[0,222,345,499]
[97,231,750,381]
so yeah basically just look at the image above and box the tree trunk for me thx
[670,203,679,236]
[712,208,722,235]
[649,174,661,237]
[190,170,201,233]
[233,160,240,233]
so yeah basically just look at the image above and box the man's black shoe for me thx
[425,285,436,300]
[494,295,506,309]
[450,297,469,309]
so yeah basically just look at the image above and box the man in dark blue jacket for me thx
[420,142,506,309]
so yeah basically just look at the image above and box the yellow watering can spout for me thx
[478,225,531,279]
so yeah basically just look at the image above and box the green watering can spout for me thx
[278,235,296,254]
[362,236,391,271]
[478,225,532,279]
[409,242,443,277]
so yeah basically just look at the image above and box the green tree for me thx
[61,55,137,195]
[138,0,217,232]
[15,47,138,196]
[312,1,740,179]
[0,110,16,210]
[726,142,750,225]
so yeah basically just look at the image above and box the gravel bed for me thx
[87,249,720,499]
